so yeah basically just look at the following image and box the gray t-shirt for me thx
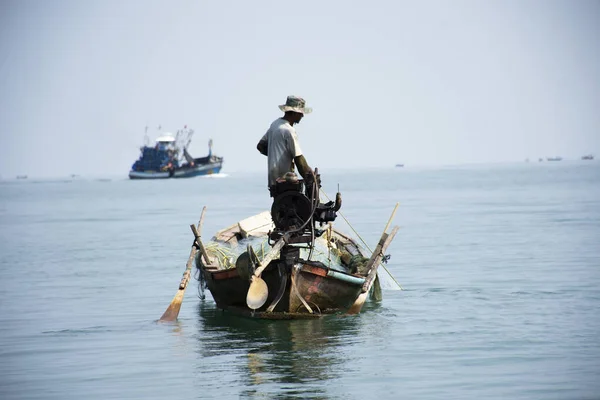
[260,118,303,186]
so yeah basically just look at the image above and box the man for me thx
[257,95,314,195]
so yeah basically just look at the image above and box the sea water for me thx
[0,163,599,399]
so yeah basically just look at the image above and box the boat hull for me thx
[128,170,171,179]
[194,210,395,319]
[129,161,222,179]
[201,260,366,317]
[173,161,223,178]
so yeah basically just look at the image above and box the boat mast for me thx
[143,125,149,147]
[175,125,195,164]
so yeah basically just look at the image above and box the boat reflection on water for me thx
[195,301,369,397]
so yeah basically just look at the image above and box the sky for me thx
[0,0,599,178]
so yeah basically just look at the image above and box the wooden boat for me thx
[193,213,398,319]
[196,213,376,317]
[159,171,398,321]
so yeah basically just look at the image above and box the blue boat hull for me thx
[129,160,223,179]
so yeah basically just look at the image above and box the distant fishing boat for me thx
[395,164,404,168]
[546,157,562,162]
[129,126,223,179]
[582,154,594,160]
[16,175,27,179]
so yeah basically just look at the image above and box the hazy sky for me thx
[1,0,599,178]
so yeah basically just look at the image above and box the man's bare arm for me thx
[257,139,268,156]
[294,155,313,179]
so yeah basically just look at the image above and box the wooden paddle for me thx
[246,234,289,310]
[346,204,399,315]
[159,206,207,322]
[346,226,398,315]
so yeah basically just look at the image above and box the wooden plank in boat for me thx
[238,211,274,238]
[213,222,239,244]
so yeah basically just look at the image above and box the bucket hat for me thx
[278,95,312,114]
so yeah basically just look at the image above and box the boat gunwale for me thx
[206,259,367,286]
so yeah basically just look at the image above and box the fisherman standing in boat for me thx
[257,95,315,197]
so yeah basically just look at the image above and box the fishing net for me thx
[196,236,367,274]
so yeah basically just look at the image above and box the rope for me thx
[320,189,403,290]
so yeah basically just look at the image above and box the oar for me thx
[383,202,399,235]
[346,226,399,315]
[346,203,400,315]
[246,234,289,310]
[159,206,207,322]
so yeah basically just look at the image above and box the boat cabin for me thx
[155,135,177,151]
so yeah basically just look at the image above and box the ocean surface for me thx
[1,162,599,399]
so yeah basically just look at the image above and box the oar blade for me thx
[159,290,185,322]
[246,277,268,310]
[158,206,207,322]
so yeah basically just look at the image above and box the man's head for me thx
[284,111,304,125]
[279,95,312,125]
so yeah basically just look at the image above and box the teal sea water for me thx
[1,162,599,399]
